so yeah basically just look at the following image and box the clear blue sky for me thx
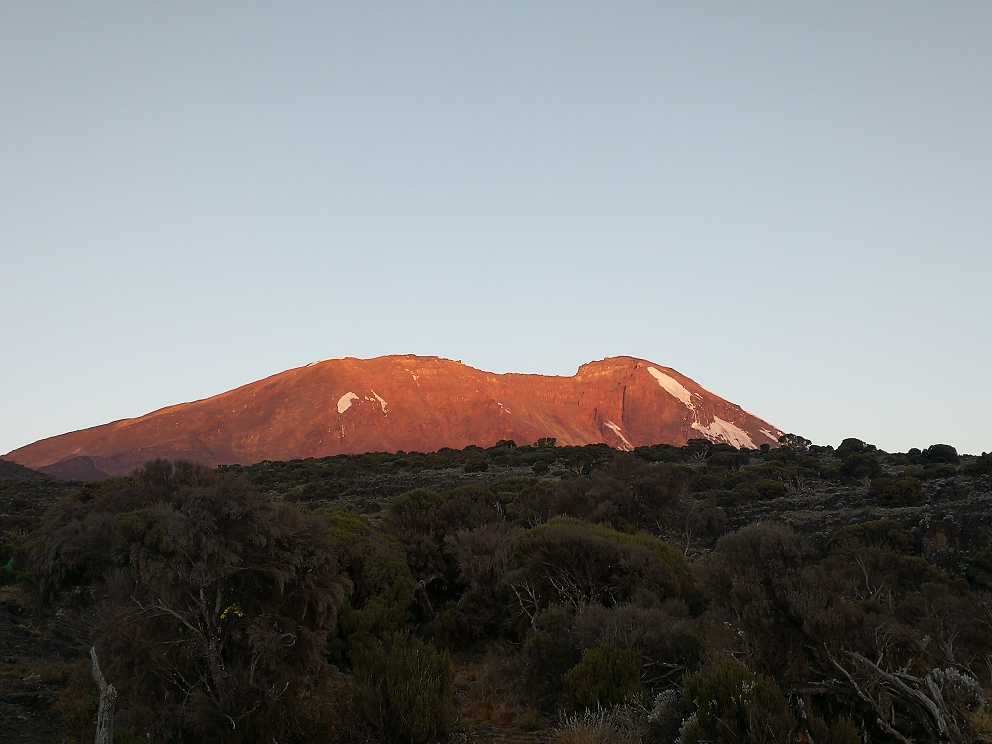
[2,2,990,455]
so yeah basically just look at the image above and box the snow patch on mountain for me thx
[337,392,359,414]
[604,420,633,451]
[692,416,756,449]
[646,367,697,411]
[371,390,388,414]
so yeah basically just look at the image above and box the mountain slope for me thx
[3,355,781,477]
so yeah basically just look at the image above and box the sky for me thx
[2,2,990,456]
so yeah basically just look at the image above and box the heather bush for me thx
[965,453,992,475]
[923,443,960,464]
[321,509,415,664]
[15,437,992,744]
[752,478,787,499]
[522,606,580,704]
[681,659,794,744]
[353,632,453,743]
[571,603,702,686]
[839,451,882,479]
[806,715,861,744]
[564,644,641,709]
[868,475,924,506]
[28,460,349,742]
[507,518,696,613]
[836,437,871,457]
[705,523,814,681]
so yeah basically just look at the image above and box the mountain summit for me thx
[4,355,781,478]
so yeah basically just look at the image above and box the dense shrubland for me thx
[4,436,992,742]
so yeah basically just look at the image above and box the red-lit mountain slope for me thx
[4,355,782,477]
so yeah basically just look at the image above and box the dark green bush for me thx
[27,460,349,742]
[681,659,795,744]
[840,452,882,479]
[689,471,725,492]
[922,443,959,464]
[869,476,923,506]
[19,439,992,743]
[386,485,502,603]
[919,463,959,480]
[523,606,580,704]
[571,603,703,682]
[634,443,684,463]
[836,437,872,456]
[753,478,787,499]
[829,519,916,553]
[706,524,814,680]
[507,518,696,612]
[807,714,861,744]
[563,644,641,709]
[321,509,415,664]
[965,453,992,475]
[706,451,749,469]
[701,488,751,508]
[551,460,690,529]
[354,633,453,743]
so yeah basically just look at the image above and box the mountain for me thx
[0,459,49,482]
[3,355,782,477]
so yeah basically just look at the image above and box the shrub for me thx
[753,478,787,499]
[869,476,923,506]
[437,531,521,647]
[552,702,645,744]
[682,659,795,744]
[705,524,814,680]
[707,451,749,469]
[552,460,690,529]
[689,471,725,492]
[840,452,882,479]
[778,433,812,451]
[523,606,581,704]
[321,509,415,664]
[507,518,696,612]
[571,604,702,681]
[450,522,516,590]
[918,463,960,480]
[387,488,446,541]
[829,519,915,554]
[965,453,992,475]
[1,554,26,585]
[386,485,500,599]
[354,633,453,743]
[807,715,861,744]
[440,523,519,644]
[564,645,641,709]
[922,443,960,464]
[836,437,871,457]
[28,460,349,742]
